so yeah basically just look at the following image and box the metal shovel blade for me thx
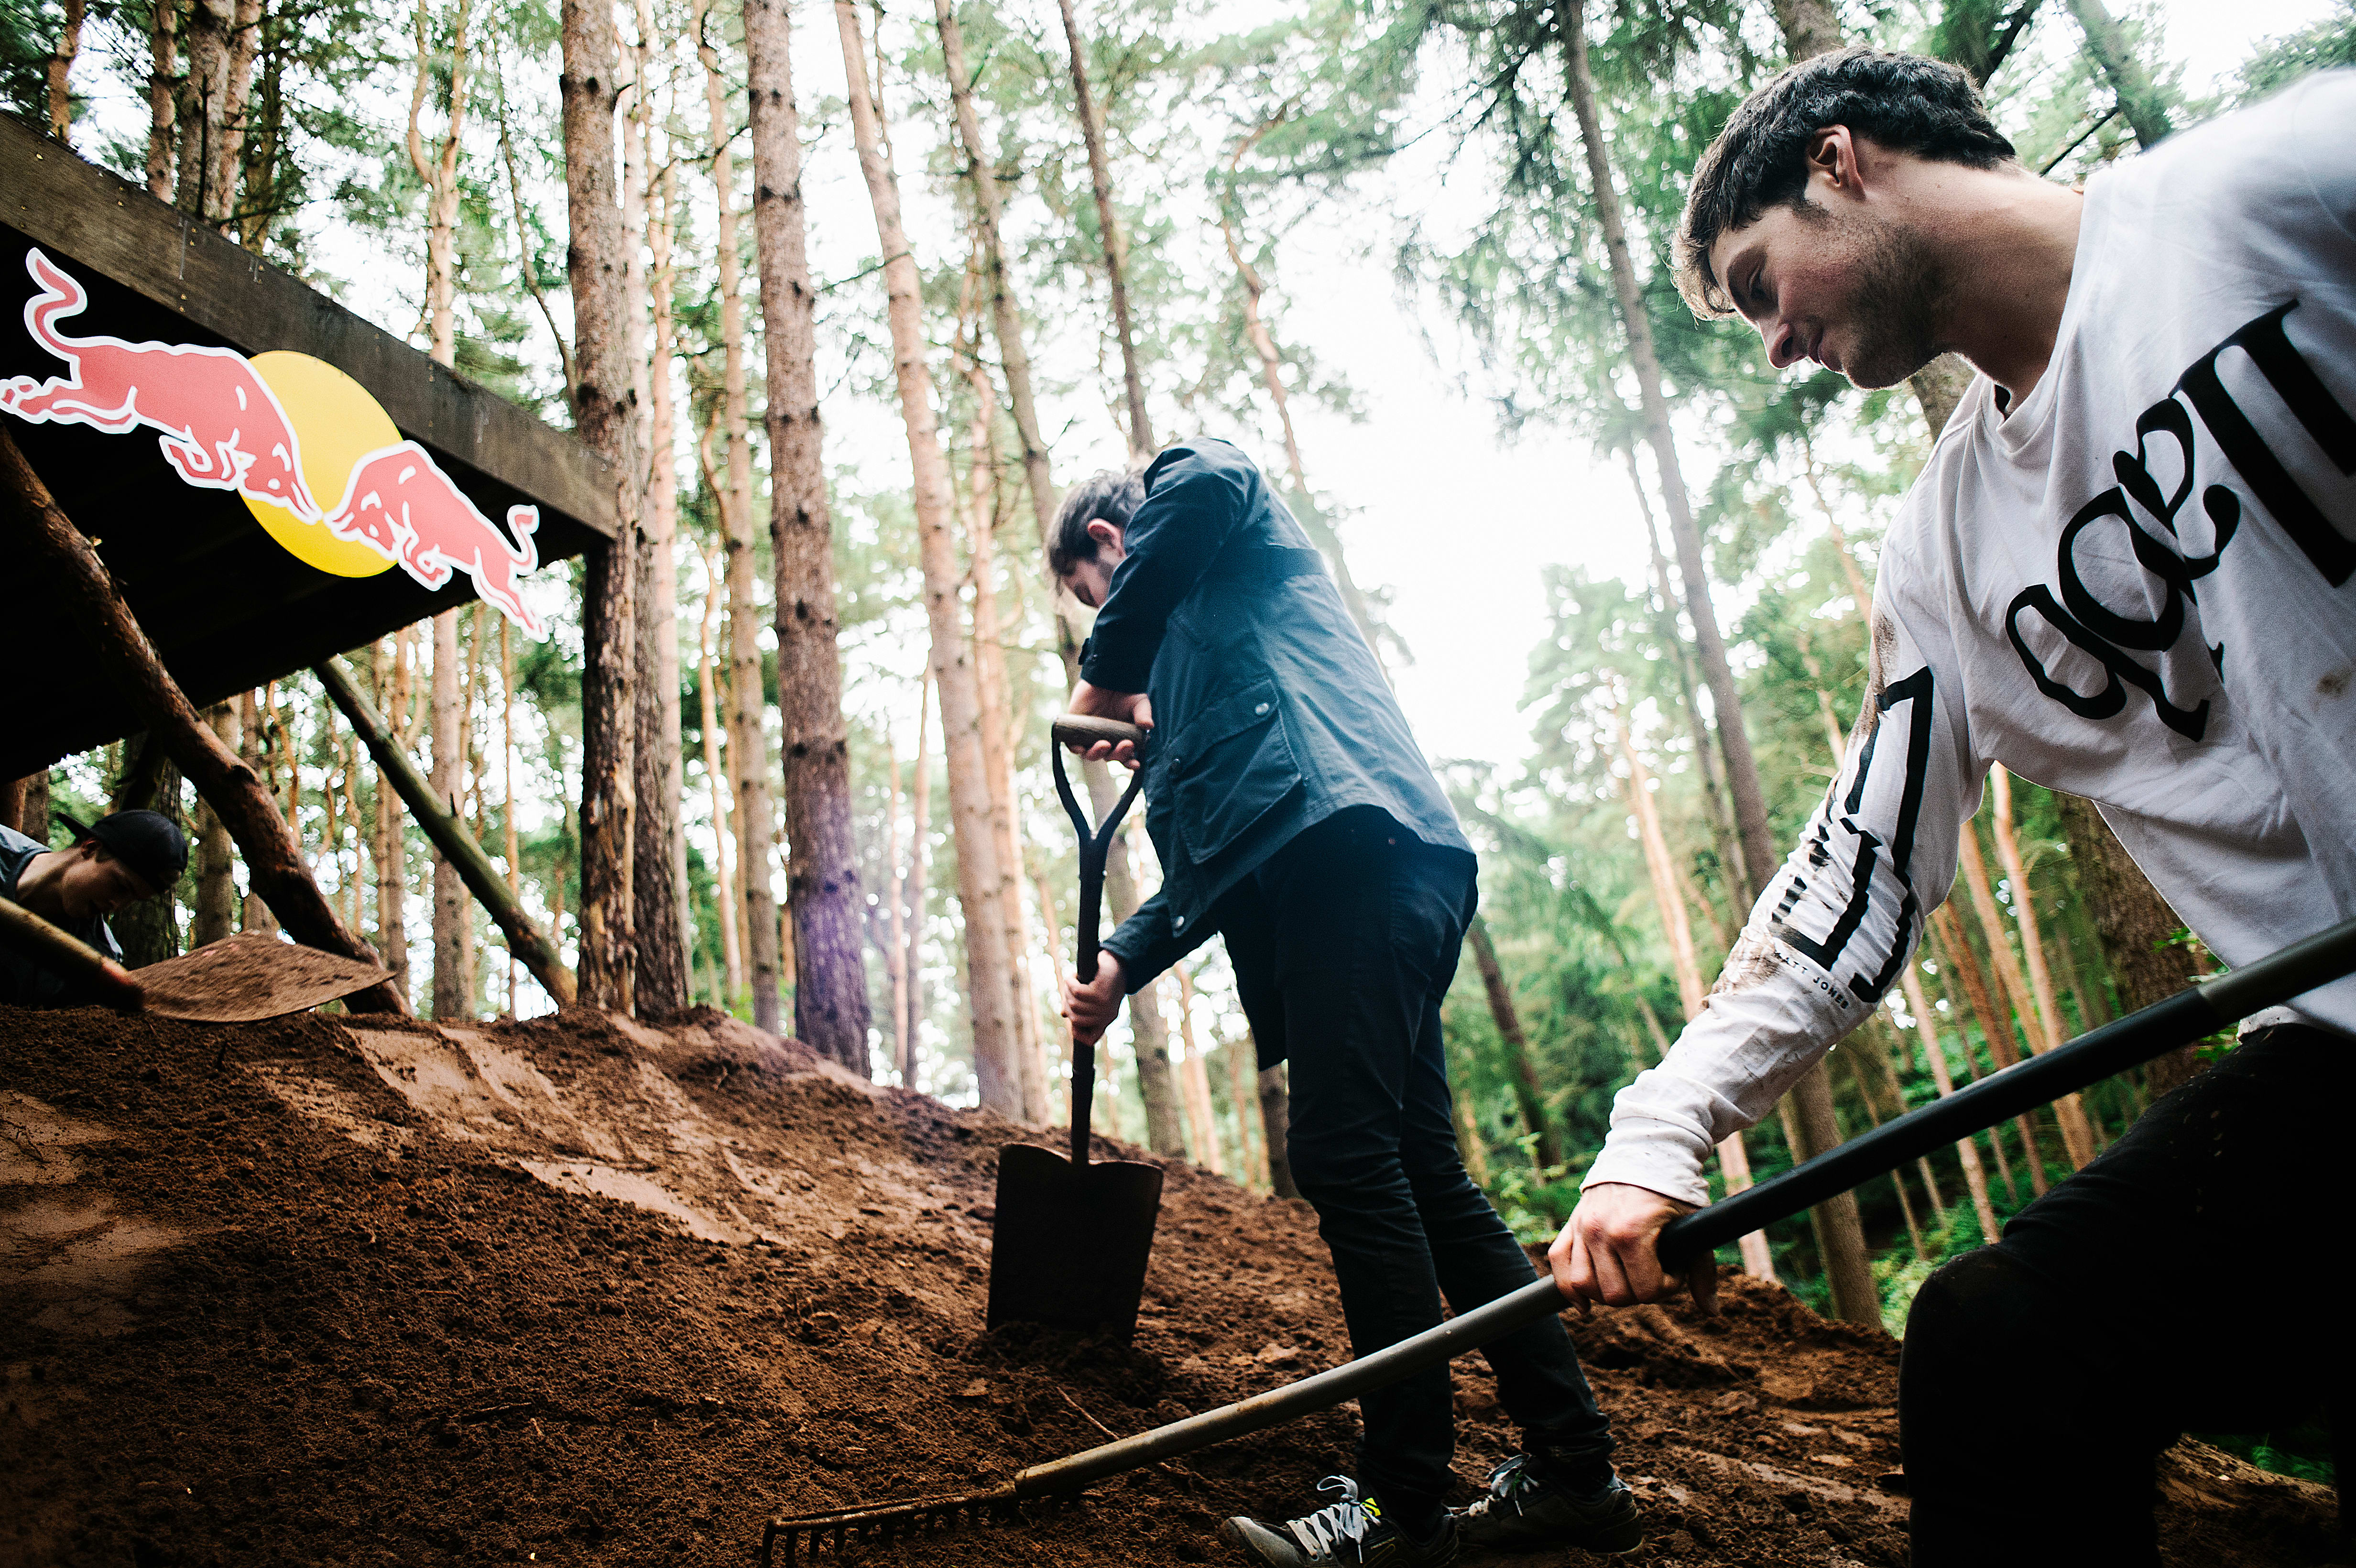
[133,932,396,1023]
[987,1143,1164,1343]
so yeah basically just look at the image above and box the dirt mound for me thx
[1,1002,2337,1567]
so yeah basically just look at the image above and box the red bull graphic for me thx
[3,249,316,519]
[326,442,546,636]
[1,248,546,637]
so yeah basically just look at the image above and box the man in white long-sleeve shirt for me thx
[1553,47,2356,1564]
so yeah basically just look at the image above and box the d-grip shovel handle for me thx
[1050,716,1148,1167]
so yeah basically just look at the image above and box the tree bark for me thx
[958,343,1048,1121]
[2053,790,2201,1095]
[1901,963,2005,1245]
[1053,0,1153,458]
[175,0,233,219]
[1449,1042,1492,1187]
[744,0,866,1062]
[1771,0,1842,60]
[632,118,688,1018]
[1259,1061,1301,1199]
[372,638,412,983]
[48,0,87,144]
[697,547,743,1009]
[696,0,776,1028]
[840,0,1009,1095]
[2063,0,2174,149]
[147,0,177,199]
[884,726,910,1078]
[1615,697,1776,1279]
[905,670,932,1067]
[561,0,639,1012]
[1227,1028,1266,1186]
[1465,913,1562,1172]
[1990,767,2099,1167]
[1956,817,2092,1167]
[1172,966,1223,1173]
[1928,901,2041,1196]
[191,702,239,945]
[2,429,403,1009]
[428,610,468,1016]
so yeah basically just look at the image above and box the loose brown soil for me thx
[0,1002,2337,1567]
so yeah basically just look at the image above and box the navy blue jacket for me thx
[1088,439,1471,990]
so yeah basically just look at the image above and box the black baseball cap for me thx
[55,809,189,895]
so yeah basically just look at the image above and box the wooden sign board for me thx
[0,114,616,779]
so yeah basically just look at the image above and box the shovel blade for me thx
[987,1143,1164,1343]
[133,932,395,1023]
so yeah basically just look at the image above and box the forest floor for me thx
[1,1000,2340,1568]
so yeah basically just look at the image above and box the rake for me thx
[756,914,2356,1565]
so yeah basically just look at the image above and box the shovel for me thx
[985,715,1166,1344]
[0,894,394,1022]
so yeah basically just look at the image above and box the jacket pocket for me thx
[1170,679,1302,863]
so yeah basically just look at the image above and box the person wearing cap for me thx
[0,809,187,1005]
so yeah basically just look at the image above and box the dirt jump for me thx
[1,1002,2337,1567]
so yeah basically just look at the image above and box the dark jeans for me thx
[1901,1024,2352,1566]
[1222,808,1615,1522]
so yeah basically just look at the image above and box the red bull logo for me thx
[3,250,316,518]
[1,248,546,637]
[326,443,545,636]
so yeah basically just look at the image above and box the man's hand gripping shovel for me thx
[984,715,1166,1343]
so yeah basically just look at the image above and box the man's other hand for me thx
[1061,951,1126,1046]
[1067,682,1153,767]
[1551,1182,1718,1317]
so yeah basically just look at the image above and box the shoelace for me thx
[1479,1454,1536,1518]
[1284,1475,1375,1559]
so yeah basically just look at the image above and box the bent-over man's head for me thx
[1048,466,1145,610]
[1676,47,2019,388]
[44,809,187,922]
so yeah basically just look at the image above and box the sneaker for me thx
[1221,1475,1459,1567]
[1456,1454,1643,1555]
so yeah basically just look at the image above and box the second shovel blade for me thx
[987,1142,1164,1344]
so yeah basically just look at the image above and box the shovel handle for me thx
[1052,715,1148,752]
[0,895,143,1010]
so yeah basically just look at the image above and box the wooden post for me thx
[316,657,576,1006]
[0,426,407,1013]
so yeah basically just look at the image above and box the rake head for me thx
[758,1482,1083,1564]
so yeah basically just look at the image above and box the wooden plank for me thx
[0,114,615,540]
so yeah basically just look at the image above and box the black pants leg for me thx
[1231,810,1613,1523]
[1901,1025,2349,1567]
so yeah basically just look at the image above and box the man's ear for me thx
[1806,125,1867,203]
[1086,518,1123,552]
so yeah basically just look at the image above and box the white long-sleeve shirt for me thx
[1588,73,2356,1208]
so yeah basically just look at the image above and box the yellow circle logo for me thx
[240,350,400,577]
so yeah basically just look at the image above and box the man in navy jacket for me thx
[1055,439,1638,1566]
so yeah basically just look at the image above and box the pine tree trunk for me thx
[147,0,176,199]
[2053,790,2201,1095]
[745,0,867,1060]
[2063,0,2175,148]
[211,0,262,228]
[239,688,279,935]
[1615,701,1775,1279]
[1561,0,1874,1323]
[696,0,772,1026]
[1227,1030,1267,1187]
[1900,964,2005,1245]
[884,730,910,1078]
[1259,1062,1301,1199]
[1955,819,2088,1169]
[1928,902,2042,1196]
[1464,913,1562,1171]
[1054,0,1153,457]
[429,610,467,1017]
[372,642,409,983]
[1990,767,2099,1163]
[905,671,932,1067]
[698,550,743,1008]
[958,355,1048,1121]
[632,127,688,1018]
[1450,1042,1492,1187]
[175,0,234,218]
[837,0,1003,1094]
[191,702,239,946]
[47,0,86,144]
[1172,966,1222,1174]
[561,0,640,1013]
